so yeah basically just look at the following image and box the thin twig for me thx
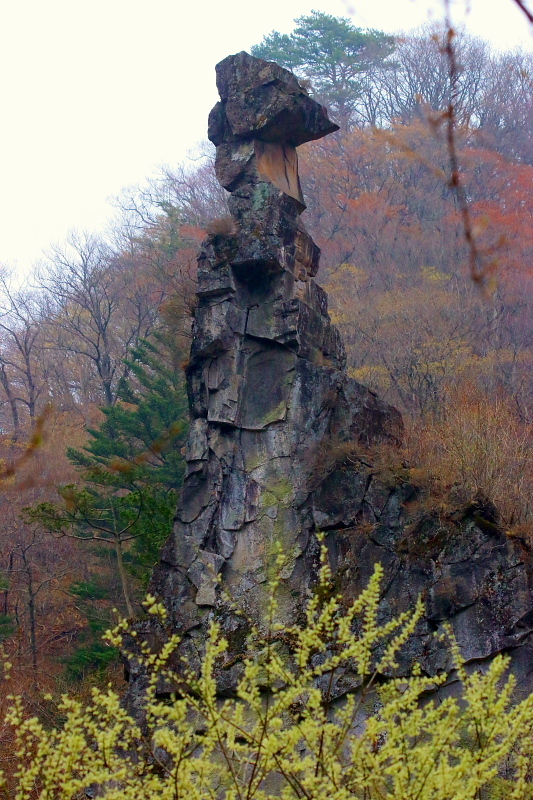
[442,2,486,287]
[511,0,533,24]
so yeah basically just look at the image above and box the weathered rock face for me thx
[126,52,533,705]
[321,483,533,701]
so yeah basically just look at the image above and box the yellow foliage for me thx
[349,364,389,392]
[3,552,533,799]
[420,265,451,283]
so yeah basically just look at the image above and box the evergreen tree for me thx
[28,334,188,672]
[251,11,395,126]
[67,334,188,585]
[0,575,13,643]
[61,578,119,680]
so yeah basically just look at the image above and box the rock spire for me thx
[127,52,533,705]
[127,52,400,692]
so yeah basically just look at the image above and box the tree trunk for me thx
[115,538,134,618]
[21,549,38,671]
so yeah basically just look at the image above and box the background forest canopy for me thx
[0,11,533,704]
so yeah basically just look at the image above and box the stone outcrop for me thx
[320,482,533,701]
[126,52,533,706]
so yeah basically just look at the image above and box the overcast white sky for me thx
[0,0,531,273]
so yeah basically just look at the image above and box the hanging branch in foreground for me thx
[511,0,533,24]
[441,0,533,289]
[0,408,50,482]
[441,2,490,289]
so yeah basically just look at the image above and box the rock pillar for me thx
[139,52,401,685]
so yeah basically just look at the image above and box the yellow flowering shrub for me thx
[2,548,533,800]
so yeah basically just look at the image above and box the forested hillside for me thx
[0,14,532,740]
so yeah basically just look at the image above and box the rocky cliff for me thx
[126,52,533,706]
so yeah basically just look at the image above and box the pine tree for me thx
[28,335,188,673]
[251,12,395,127]
[67,335,188,585]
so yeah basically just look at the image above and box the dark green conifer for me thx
[29,334,188,675]
[251,12,395,126]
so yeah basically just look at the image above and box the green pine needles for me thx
[251,12,394,126]
[24,335,188,677]
[3,547,533,799]
[29,336,188,613]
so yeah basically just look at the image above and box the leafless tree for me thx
[0,274,52,439]
[0,512,70,673]
[39,231,165,406]
[367,24,490,127]
[476,50,533,164]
